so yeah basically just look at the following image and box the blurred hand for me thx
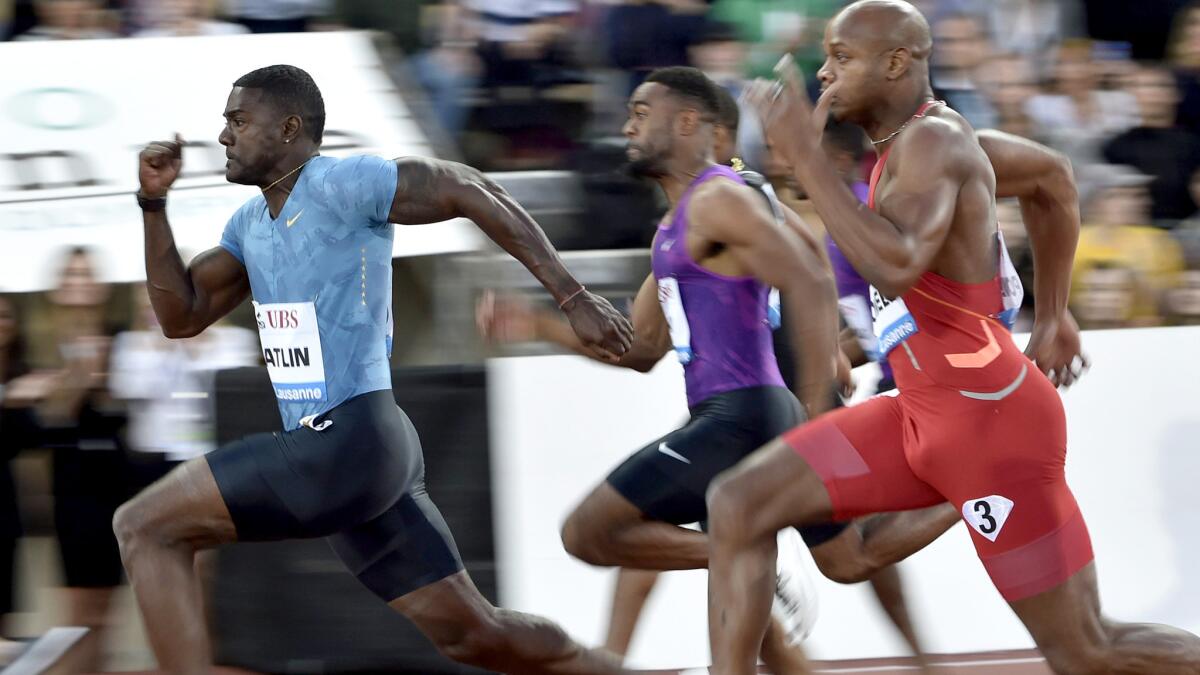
[742,55,837,165]
[139,133,184,198]
[1025,310,1090,388]
[476,290,538,343]
[561,290,633,361]
[5,371,64,405]
[835,349,856,400]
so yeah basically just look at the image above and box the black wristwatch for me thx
[136,192,167,212]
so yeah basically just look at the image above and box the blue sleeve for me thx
[218,206,245,264]
[324,155,399,226]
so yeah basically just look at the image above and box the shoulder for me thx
[316,154,396,183]
[689,175,761,215]
[228,195,265,227]
[893,111,978,173]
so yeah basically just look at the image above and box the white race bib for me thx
[997,231,1024,330]
[839,294,882,361]
[253,301,327,402]
[870,286,919,358]
[657,277,693,365]
[767,287,782,330]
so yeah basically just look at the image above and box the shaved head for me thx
[817,0,935,125]
[833,0,932,60]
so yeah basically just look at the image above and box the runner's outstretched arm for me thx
[388,156,633,359]
[478,273,671,373]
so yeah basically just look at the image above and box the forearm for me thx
[462,185,583,305]
[533,312,660,371]
[143,211,199,335]
[1020,170,1080,321]
[792,156,914,294]
[840,327,868,368]
[783,277,839,416]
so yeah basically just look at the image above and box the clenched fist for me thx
[139,133,184,198]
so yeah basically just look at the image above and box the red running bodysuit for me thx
[785,104,1094,601]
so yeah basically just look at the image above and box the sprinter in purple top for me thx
[652,163,787,407]
[481,67,836,662]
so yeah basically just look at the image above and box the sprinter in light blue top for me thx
[118,64,634,674]
[219,154,398,430]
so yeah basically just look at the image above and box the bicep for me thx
[388,157,486,225]
[977,129,1066,199]
[188,247,251,324]
[875,145,962,267]
[701,190,826,291]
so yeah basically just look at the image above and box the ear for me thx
[282,114,304,144]
[887,47,913,80]
[677,108,702,136]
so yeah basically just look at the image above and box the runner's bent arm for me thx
[691,181,839,417]
[977,130,1080,322]
[528,274,670,372]
[787,121,964,298]
[387,156,632,355]
[139,134,251,339]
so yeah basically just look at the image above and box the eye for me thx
[835,53,849,63]
[636,111,648,120]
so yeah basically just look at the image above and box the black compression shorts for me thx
[206,390,464,601]
[606,385,849,548]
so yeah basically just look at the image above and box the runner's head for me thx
[624,66,721,177]
[713,85,741,166]
[817,0,933,124]
[220,65,326,185]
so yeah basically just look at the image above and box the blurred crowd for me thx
[3,0,1200,667]
[4,0,1200,329]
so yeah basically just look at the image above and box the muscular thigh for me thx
[903,374,1093,601]
[783,393,943,521]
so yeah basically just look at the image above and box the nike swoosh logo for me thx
[286,209,304,227]
[657,442,691,464]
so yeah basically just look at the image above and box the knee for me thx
[559,511,611,567]
[810,544,873,585]
[1040,647,1109,675]
[706,471,756,545]
[433,614,510,669]
[112,496,166,558]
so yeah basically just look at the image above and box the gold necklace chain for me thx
[870,100,945,146]
[262,158,312,193]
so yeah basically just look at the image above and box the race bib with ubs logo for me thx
[254,301,327,402]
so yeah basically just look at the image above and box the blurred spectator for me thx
[979,52,1039,138]
[1072,262,1141,329]
[1103,63,1200,226]
[1167,1,1200,134]
[0,0,11,39]
[468,0,583,89]
[603,0,706,95]
[930,12,997,130]
[0,295,35,666]
[110,284,257,463]
[414,1,482,138]
[133,0,247,37]
[1027,39,1139,204]
[689,20,748,96]
[14,0,115,40]
[708,0,839,80]
[985,0,1085,79]
[223,0,330,33]
[1073,169,1186,327]
[1164,268,1200,324]
[6,247,126,670]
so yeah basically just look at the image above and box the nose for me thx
[817,60,834,88]
[622,118,635,138]
[219,126,233,147]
